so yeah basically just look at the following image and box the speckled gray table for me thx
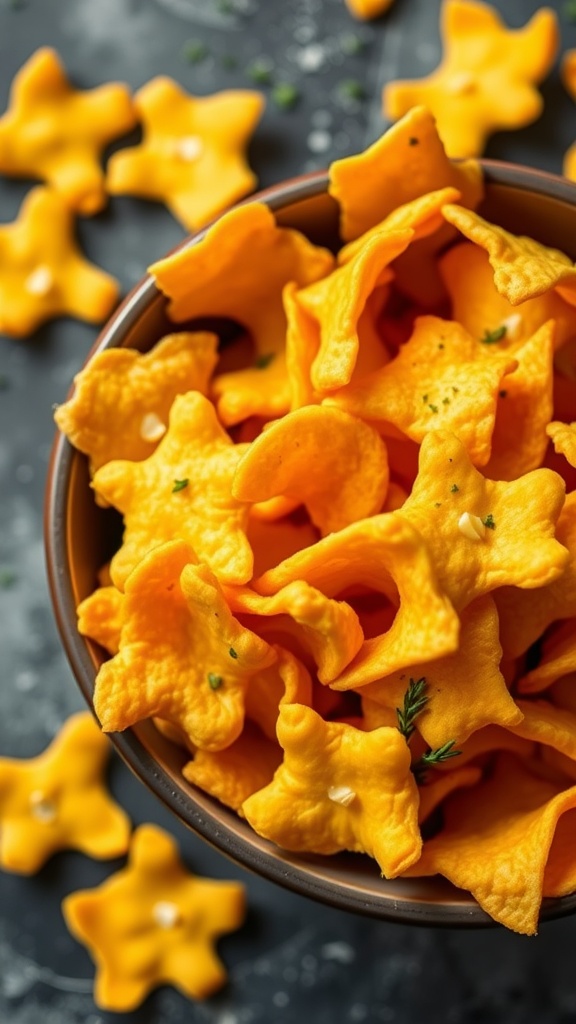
[2,1,576,1021]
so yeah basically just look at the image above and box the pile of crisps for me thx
[55,106,576,936]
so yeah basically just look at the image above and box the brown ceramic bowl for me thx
[45,163,576,927]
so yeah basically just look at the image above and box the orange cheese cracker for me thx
[547,421,576,469]
[0,712,130,874]
[63,824,246,1009]
[384,1,558,159]
[0,186,119,338]
[183,720,282,811]
[107,77,264,232]
[0,48,136,214]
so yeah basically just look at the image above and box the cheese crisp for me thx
[57,108,576,934]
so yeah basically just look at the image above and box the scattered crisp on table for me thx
[0,186,119,337]
[58,106,576,934]
[63,823,246,1011]
[344,0,395,19]
[0,711,131,874]
[0,48,136,215]
[106,77,264,232]
[383,0,559,158]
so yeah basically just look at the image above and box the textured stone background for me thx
[1,1,576,1021]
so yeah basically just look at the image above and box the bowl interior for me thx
[46,166,576,927]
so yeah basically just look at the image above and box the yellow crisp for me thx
[244,646,313,741]
[77,586,125,656]
[328,106,483,243]
[107,78,264,232]
[0,712,130,874]
[0,186,119,338]
[297,228,413,390]
[183,721,282,811]
[63,824,246,1010]
[345,0,394,19]
[418,765,482,825]
[93,391,253,588]
[55,332,218,476]
[232,406,389,536]
[547,421,576,469]
[255,513,460,689]
[443,204,576,305]
[384,1,558,159]
[495,491,576,658]
[562,50,576,182]
[338,187,461,265]
[405,754,576,934]
[224,581,363,684]
[247,515,318,579]
[509,699,576,761]
[362,596,522,748]
[94,541,277,751]
[328,316,516,466]
[518,623,576,695]
[0,48,136,214]
[243,704,421,877]
[398,430,568,613]
[150,202,333,424]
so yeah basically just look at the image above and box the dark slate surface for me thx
[1,0,576,1020]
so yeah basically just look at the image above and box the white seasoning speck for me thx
[140,412,166,443]
[25,265,54,297]
[328,785,356,806]
[499,313,522,340]
[458,511,486,541]
[152,901,181,929]
[29,790,57,823]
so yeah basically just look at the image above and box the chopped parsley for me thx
[338,79,365,101]
[172,478,189,493]
[207,673,223,690]
[428,403,438,414]
[452,386,460,394]
[229,646,238,659]
[442,397,450,405]
[565,0,576,20]
[182,39,208,63]
[422,393,428,403]
[271,83,299,110]
[255,352,275,369]
[246,58,274,84]
[481,513,496,530]
[450,484,459,493]
[340,33,364,55]
[481,325,507,345]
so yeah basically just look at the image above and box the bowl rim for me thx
[44,160,576,928]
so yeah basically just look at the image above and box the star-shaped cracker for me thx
[0,48,136,214]
[443,204,576,306]
[405,754,576,934]
[77,585,125,655]
[93,391,253,587]
[242,703,421,877]
[0,186,119,338]
[232,406,390,536]
[398,431,568,613]
[384,1,558,159]
[562,50,576,182]
[547,421,576,469]
[55,332,218,476]
[296,228,412,390]
[329,106,483,243]
[362,596,522,748]
[483,321,554,480]
[150,203,334,424]
[0,712,130,874]
[328,316,516,466]
[94,541,277,751]
[183,720,282,811]
[254,513,460,689]
[223,581,363,684]
[345,0,394,19]
[439,241,576,353]
[495,491,576,658]
[107,77,264,231]
[63,824,246,1010]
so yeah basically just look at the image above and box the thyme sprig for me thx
[413,740,462,784]
[396,677,428,741]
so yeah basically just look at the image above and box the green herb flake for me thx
[481,513,496,530]
[221,54,238,70]
[0,568,16,588]
[422,393,428,403]
[442,397,450,405]
[338,79,365,102]
[246,58,274,85]
[271,82,299,110]
[229,646,238,659]
[434,502,442,508]
[481,325,507,345]
[396,677,428,742]
[208,672,223,690]
[255,352,275,369]
[452,386,460,394]
[172,478,189,493]
[414,740,461,783]
[450,484,459,493]
[340,33,364,55]
[182,39,209,63]
[428,403,438,414]
[565,0,576,21]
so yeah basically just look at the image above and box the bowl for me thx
[45,162,576,927]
